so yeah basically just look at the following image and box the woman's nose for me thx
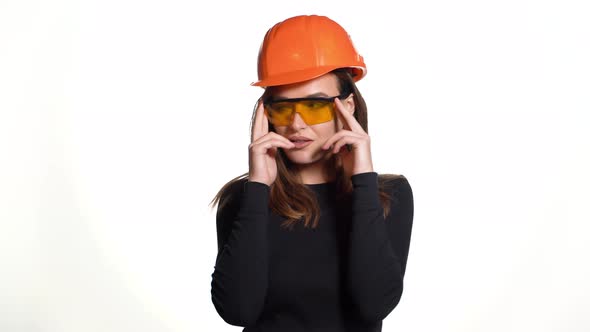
[289,112,307,130]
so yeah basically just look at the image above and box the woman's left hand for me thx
[322,98,374,178]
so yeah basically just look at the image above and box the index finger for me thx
[251,99,269,142]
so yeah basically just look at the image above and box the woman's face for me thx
[269,73,355,166]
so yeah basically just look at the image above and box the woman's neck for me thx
[293,159,336,185]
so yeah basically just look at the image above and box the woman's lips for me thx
[291,140,312,149]
[289,136,313,149]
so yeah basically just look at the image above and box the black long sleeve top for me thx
[211,172,414,332]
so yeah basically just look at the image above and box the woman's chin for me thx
[284,149,330,166]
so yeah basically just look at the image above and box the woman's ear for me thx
[334,93,356,131]
[343,93,355,115]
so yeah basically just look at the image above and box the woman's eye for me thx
[272,104,292,114]
[304,101,325,109]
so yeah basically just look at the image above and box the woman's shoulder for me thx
[215,175,249,211]
[378,173,414,224]
[378,173,411,190]
[377,173,413,204]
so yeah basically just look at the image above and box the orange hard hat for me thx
[251,15,367,87]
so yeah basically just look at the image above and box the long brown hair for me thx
[211,69,401,229]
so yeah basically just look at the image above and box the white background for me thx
[1,0,589,331]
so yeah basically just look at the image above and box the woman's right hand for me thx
[248,100,295,186]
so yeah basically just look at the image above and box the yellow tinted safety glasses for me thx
[263,93,349,126]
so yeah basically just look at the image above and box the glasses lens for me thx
[297,100,334,125]
[266,102,294,126]
[266,99,335,126]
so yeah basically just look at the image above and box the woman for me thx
[211,14,414,332]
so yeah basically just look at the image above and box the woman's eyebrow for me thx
[306,92,330,98]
